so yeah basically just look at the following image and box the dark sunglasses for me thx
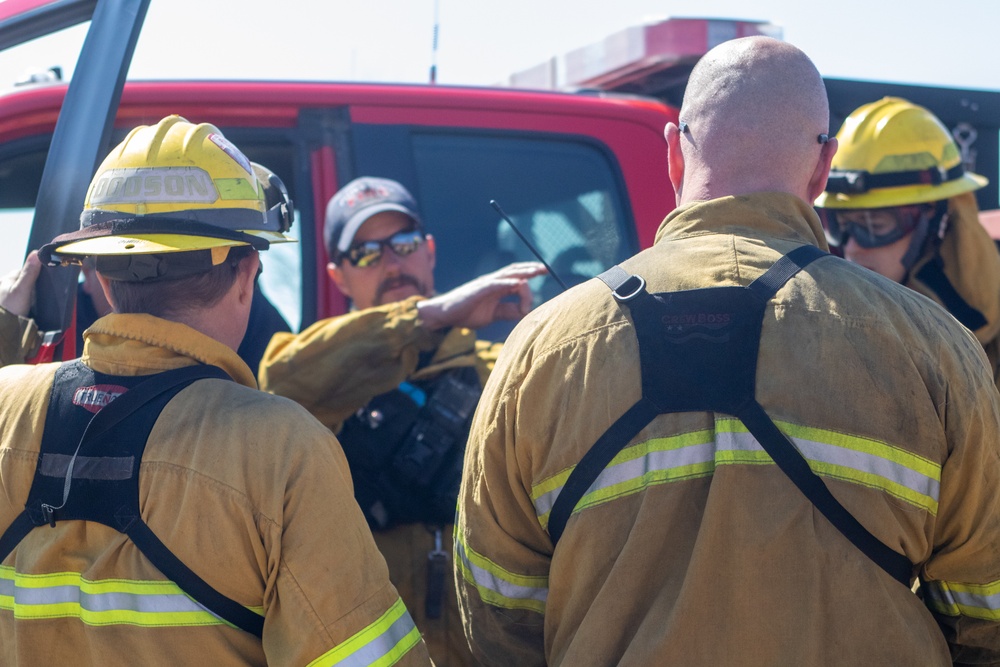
[342,229,425,268]
[820,206,925,249]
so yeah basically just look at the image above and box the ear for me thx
[806,137,838,203]
[425,234,436,271]
[327,261,352,299]
[665,122,685,202]
[95,271,117,312]
[236,251,259,306]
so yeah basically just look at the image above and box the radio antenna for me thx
[429,0,440,84]
[490,199,568,291]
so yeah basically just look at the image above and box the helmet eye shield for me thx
[820,206,926,249]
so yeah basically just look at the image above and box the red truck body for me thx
[0,80,677,333]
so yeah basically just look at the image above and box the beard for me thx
[374,273,430,306]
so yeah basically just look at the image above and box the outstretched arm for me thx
[417,262,546,331]
[260,262,546,431]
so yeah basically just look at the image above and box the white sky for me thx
[1,0,999,91]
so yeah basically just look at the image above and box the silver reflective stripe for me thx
[39,453,134,481]
[925,581,1000,616]
[12,584,210,614]
[535,423,939,524]
[0,577,12,598]
[455,539,548,605]
[533,487,560,518]
[585,441,716,498]
[533,437,715,518]
[716,431,940,501]
[332,608,418,667]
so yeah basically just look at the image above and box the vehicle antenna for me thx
[429,0,440,84]
[490,200,568,291]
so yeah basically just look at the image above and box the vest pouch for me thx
[339,367,482,530]
[391,371,481,489]
[339,389,421,471]
[635,287,764,416]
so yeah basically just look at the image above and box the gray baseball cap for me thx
[324,177,422,259]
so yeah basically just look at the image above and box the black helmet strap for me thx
[826,162,966,195]
[900,201,947,276]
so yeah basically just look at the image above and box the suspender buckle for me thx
[598,266,647,302]
[40,503,57,528]
[612,275,646,302]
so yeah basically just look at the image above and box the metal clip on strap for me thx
[598,266,646,302]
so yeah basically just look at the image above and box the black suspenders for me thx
[0,362,265,637]
[547,245,914,587]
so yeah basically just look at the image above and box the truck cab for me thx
[0,77,677,343]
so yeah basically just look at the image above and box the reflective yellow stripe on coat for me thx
[0,565,255,628]
[925,579,1000,621]
[306,597,421,667]
[532,417,942,529]
[455,532,548,614]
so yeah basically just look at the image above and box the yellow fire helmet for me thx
[39,115,295,279]
[815,97,987,210]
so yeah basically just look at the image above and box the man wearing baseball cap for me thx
[260,176,545,666]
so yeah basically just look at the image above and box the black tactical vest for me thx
[547,245,913,586]
[338,365,482,531]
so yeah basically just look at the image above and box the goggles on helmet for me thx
[342,229,425,268]
[820,205,927,249]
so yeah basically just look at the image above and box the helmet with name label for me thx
[39,115,294,279]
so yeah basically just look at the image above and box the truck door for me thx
[0,0,150,360]
[308,114,641,341]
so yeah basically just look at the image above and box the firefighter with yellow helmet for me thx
[816,97,1000,386]
[0,116,431,665]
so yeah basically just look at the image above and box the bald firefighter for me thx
[455,37,1000,665]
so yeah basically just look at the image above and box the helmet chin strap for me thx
[901,201,948,279]
[907,199,988,332]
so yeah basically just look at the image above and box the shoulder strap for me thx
[0,363,223,557]
[39,364,233,522]
[746,244,826,301]
[737,401,912,584]
[547,397,660,545]
[126,519,265,636]
[0,363,265,637]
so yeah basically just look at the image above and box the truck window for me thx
[0,141,46,273]
[230,139,304,332]
[414,132,632,340]
[353,127,635,341]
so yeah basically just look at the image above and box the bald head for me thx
[666,37,836,205]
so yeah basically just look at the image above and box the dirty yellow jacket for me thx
[260,298,498,667]
[456,193,1000,666]
[0,307,39,367]
[906,191,1000,388]
[0,314,430,666]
